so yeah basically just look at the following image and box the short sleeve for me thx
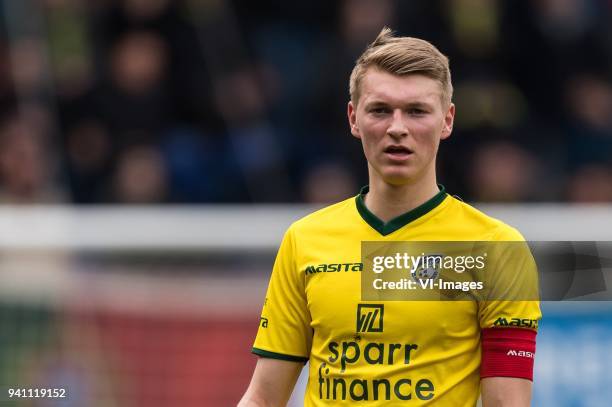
[478,226,541,331]
[252,226,312,362]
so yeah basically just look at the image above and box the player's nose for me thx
[386,109,409,139]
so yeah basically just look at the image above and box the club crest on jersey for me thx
[410,254,443,283]
[356,304,384,333]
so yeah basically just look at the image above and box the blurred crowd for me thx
[0,0,611,204]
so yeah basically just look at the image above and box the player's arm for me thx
[478,230,540,406]
[238,357,303,407]
[481,377,532,406]
[242,227,311,406]
[479,326,537,407]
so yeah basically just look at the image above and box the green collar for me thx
[355,185,448,236]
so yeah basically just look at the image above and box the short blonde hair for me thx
[349,27,453,107]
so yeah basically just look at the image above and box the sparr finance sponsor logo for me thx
[319,332,435,401]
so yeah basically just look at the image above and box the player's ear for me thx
[348,101,361,139]
[441,102,455,140]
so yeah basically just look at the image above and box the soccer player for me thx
[238,28,540,406]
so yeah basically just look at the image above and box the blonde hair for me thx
[349,27,453,107]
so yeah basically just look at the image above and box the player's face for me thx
[348,68,455,186]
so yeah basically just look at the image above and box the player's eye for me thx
[409,108,427,115]
[370,107,390,115]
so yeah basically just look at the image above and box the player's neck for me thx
[364,175,441,223]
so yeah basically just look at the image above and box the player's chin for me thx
[379,167,419,186]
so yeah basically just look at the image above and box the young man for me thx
[239,28,540,406]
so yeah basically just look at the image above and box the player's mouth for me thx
[384,145,413,161]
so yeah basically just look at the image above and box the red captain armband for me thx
[481,327,537,381]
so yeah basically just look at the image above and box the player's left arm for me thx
[481,377,532,406]
[478,226,540,407]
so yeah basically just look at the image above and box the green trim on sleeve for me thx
[252,347,309,363]
[355,185,448,236]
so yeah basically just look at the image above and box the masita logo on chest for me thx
[304,262,363,275]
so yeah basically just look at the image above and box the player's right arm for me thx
[241,226,312,406]
[238,358,303,407]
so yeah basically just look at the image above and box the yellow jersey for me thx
[253,186,541,406]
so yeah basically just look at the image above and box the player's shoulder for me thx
[288,195,357,235]
[447,195,525,241]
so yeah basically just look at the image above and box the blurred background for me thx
[0,0,611,204]
[0,0,611,406]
